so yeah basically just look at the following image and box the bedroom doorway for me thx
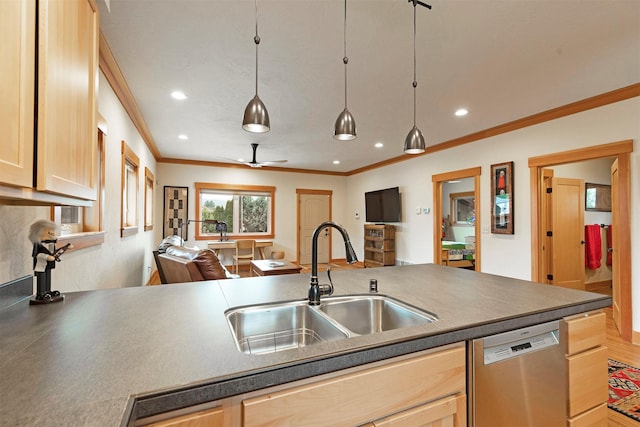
[432,167,481,271]
[297,189,332,265]
[529,139,633,341]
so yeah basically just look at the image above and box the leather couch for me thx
[154,236,237,284]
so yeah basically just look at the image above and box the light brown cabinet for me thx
[242,344,465,427]
[142,406,224,427]
[561,310,608,425]
[0,0,98,203]
[364,224,396,268]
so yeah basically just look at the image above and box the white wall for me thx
[0,72,158,290]
[345,97,639,329]
[155,164,348,264]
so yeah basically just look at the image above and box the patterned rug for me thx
[608,359,640,421]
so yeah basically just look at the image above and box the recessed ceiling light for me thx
[171,91,187,100]
[454,108,468,117]
[333,160,340,165]
[374,142,384,148]
[178,134,188,140]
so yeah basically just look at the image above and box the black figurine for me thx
[28,220,72,304]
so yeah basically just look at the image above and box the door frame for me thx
[528,139,633,341]
[432,167,482,269]
[296,189,332,264]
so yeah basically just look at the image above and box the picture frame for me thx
[163,186,188,240]
[490,161,514,234]
[585,183,611,212]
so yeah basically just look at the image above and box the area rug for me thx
[608,359,640,421]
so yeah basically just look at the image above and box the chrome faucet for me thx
[308,221,358,305]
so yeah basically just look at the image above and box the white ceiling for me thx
[97,0,639,173]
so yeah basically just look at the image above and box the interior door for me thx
[549,177,585,290]
[298,192,330,265]
[610,159,622,335]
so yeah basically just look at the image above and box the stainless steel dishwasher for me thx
[469,320,566,427]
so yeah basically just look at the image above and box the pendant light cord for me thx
[412,2,417,127]
[254,0,260,96]
[343,0,348,109]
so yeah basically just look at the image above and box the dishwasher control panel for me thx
[483,326,559,365]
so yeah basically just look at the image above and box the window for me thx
[144,167,155,231]
[450,191,475,225]
[121,140,139,237]
[195,183,275,240]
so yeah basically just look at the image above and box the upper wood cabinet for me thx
[1,0,98,202]
[0,0,35,188]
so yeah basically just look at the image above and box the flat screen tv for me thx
[365,187,401,223]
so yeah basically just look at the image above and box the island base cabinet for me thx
[561,310,608,425]
[241,344,465,427]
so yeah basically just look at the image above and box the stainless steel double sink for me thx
[225,295,438,355]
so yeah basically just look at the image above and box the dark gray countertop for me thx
[0,264,610,426]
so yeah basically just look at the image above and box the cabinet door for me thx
[373,394,466,427]
[242,346,465,427]
[0,0,35,188]
[37,0,98,200]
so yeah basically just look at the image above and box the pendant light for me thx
[404,0,431,154]
[243,0,270,133]
[333,0,356,140]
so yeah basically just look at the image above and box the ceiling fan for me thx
[237,143,288,168]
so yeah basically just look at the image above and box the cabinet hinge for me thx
[546,231,552,237]
[546,188,552,193]
[547,274,553,280]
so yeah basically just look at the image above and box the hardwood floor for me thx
[605,306,640,426]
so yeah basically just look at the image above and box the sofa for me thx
[153,236,237,284]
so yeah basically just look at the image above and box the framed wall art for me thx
[163,186,188,240]
[490,161,514,234]
[585,183,611,212]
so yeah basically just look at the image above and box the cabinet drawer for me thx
[561,311,605,355]
[567,403,607,427]
[242,346,465,427]
[143,406,223,427]
[372,394,466,427]
[567,346,608,417]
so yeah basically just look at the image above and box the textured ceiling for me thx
[98,0,640,173]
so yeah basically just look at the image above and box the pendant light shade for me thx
[334,108,356,141]
[403,0,430,155]
[333,0,356,140]
[243,95,270,133]
[404,125,425,154]
[243,0,270,133]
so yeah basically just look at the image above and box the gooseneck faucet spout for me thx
[308,221,358,305]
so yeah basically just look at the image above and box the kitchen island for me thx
[0,264,610,426]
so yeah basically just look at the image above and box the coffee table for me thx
[251,260,302,277]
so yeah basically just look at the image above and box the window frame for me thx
[144,167,155,231]
[195,182,275,240]
[121,140,139,237]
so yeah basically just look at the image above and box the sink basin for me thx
[226,295,437,355]
[319,295,438,335]
[226,301,349,355]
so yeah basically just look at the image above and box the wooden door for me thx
[0,0,35,188]
[549,177,585,290]
[610,159,622,335]
[36,0,98,200]
[298,192,330,265]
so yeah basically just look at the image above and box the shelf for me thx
[364,224,395,268]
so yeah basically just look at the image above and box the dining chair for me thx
[233,239,255,274]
